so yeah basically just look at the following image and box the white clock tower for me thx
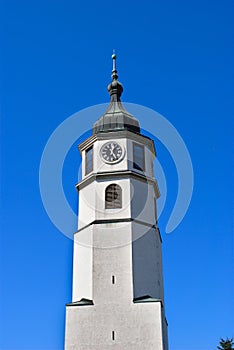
[64,54,169,350]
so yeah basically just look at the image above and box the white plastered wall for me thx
[65,301,166,350]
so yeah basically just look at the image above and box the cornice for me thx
[75,220,162,245]
[78,130,156,157]
[76,170,160,198]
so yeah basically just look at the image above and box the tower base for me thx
[65,299,168,350]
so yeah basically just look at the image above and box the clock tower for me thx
[64,54,169,350]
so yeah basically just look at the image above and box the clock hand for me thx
[108,147,116,160]
[111,145,118,159]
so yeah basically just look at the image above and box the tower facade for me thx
[65,55,168,350]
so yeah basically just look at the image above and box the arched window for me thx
[105,184,122,209]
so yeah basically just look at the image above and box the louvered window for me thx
[85,146,93,175]
[133,143,145,171]
[105,184,122,209]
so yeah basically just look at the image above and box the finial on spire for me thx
[112,49,116,71]
[107,50,123,100]
[111,49,118,81]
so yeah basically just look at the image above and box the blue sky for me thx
[0,1,233,349]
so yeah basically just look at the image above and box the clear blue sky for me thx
[0,1,233,349]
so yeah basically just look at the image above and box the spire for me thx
[111,50,118,79]
[111,49,118,74]
[92,52,140,134]
[107,51,123,101]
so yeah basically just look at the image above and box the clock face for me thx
[100,142,124,163]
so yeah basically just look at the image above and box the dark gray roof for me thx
[133,295,162,304]
[66,298,94,306]
[92,54,140,134]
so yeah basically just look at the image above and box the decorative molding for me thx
[76,170,160,198]
[75,218,160,234]
[78,129,156,156]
